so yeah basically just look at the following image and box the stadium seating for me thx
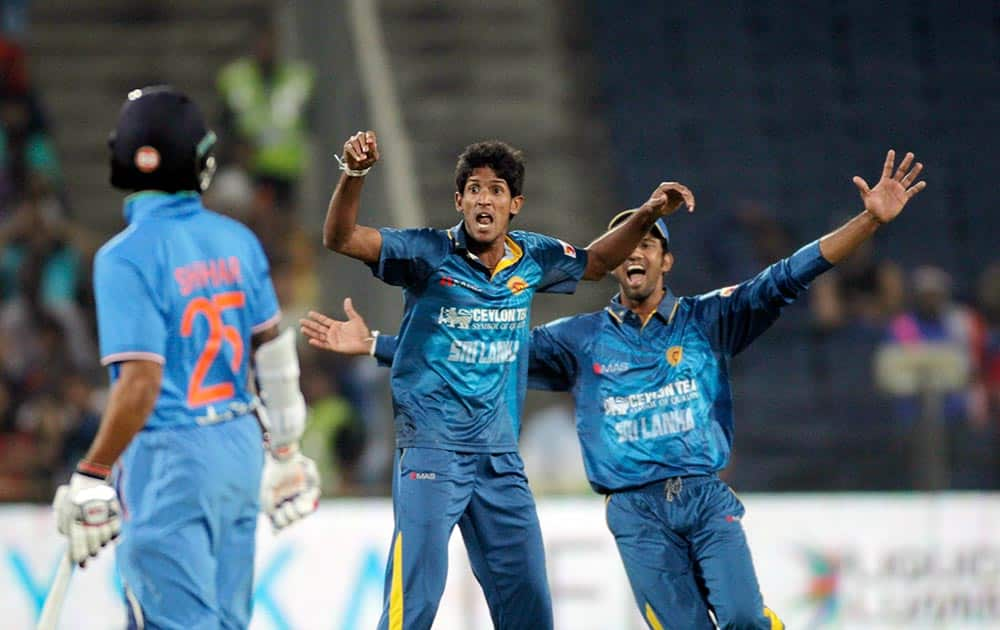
[587,0,999,490]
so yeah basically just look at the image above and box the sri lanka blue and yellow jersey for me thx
[527,241,832,492]
[94,192,280,430]
[376,241,831,491]
[369,223,587,452]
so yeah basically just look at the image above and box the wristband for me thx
[76,459,111,480]
[335,154,371,178]
[368,330,380,357]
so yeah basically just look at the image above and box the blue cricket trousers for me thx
[606,474,783,630]
[378,447,553,630]
[114,415,264,629]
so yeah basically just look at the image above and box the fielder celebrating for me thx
[305,149,926,629]
[50,86,319,629]
[322,130,693,629]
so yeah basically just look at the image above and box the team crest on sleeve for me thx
[719,285,738,297]
[506,276,529,294]
[666,345,684,366]
[557,239,577,258]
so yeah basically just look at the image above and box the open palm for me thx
[853,149,926,224]
[300,299,373,356]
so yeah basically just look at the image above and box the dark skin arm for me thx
[582,182,695,280]
[83,361,162,468]
[819,150,926,263]
[322,130,382,262]
[83,324,282,469]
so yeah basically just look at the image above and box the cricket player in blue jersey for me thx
[49,86,320,629]
[320,130,694,629]
[307,149,926,629]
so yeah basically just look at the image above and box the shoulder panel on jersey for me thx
[95,222,163,267]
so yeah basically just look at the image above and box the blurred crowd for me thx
[1,11,997,501]
[0,17,386,502]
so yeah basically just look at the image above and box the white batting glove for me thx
[53,473,122,566]
[260,446,320,532]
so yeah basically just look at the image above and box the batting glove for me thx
[260,446,320,532]
[53,472,122,567]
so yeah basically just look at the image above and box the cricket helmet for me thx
[108,85,217,193]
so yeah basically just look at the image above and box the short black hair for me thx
[455,140,525,198]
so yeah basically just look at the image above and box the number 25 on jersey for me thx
[181,291,246,407]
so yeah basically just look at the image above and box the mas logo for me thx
[593,361,629,375]
[666,346,683,366]
[507,276,529,295]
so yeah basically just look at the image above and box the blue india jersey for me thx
[93,191,280,430]
[369,223,588,452]
[527,241,832,492]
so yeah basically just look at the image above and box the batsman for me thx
[49,86,320,629]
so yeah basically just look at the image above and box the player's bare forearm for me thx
[321,174,382,262]
[583,181,695,280]
[324,130,383,262]
[83,361,162,468]
[820,149,927,265]
[818,211,881,264]
[583,205,660,280]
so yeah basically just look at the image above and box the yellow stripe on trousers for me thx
[644,602,664,630]
[764,606,784,630]
[390,532,404,630]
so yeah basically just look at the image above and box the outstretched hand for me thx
[300,298,373,356]
[853,149,926,224]
[643,182,695,219]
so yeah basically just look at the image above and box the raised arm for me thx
[322,130,383,263]
[695,148,927,356]
[819,149,926,263]
[582,182,695,280]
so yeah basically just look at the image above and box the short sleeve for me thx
[528,318,580,391]
[94,252,167,365]
[528,234,589,294]
[367,227,450,288]
[245,235,281,333]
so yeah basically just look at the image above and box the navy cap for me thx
[607,209,670,249]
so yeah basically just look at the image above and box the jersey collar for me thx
[123,190,201,224]
[605,289,678,326]
[447,222,524,279]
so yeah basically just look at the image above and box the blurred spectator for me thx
[0,191,95,372]
[973,263,1000,426]
[884,266,990,488]
[0,89,62,213]
[216,14,314,209]
[300,356,366,495]
[706,200,796,281]
[53,372,101,480]
[811,236,904,331]
[1,1,29,35]
[0,35,29,97]
[0,374,45,500]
